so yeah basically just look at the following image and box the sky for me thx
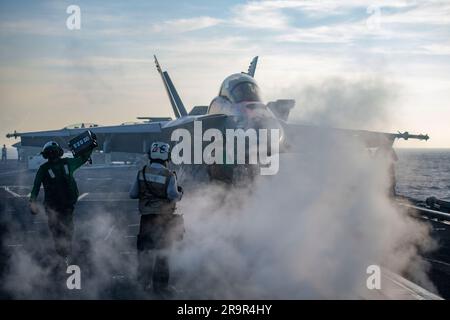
[0,0,449,148]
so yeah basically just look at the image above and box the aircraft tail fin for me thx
[154,55,188,118]
[247,56,258,77]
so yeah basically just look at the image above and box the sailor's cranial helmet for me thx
[41,141,64,159]
[148,141,171,162]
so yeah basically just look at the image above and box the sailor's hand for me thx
[177,186,184,194]
[29,201,39,215]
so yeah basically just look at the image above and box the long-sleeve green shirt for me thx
[30,149,92,202]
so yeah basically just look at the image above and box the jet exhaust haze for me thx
[169,76,436,299]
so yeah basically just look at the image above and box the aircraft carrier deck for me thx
[0,160,448,299]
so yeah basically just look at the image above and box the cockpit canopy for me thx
[219,73,262,103]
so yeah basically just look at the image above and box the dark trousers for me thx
[136,214,184,291]
[137,250,170,292]
[45,205,74,259]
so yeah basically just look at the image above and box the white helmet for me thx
[149,142,170,161]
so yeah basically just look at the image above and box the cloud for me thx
[231,1,297,30]
[0,20,64,36]
[420,44,450,55]
[381,1,450,25]
[39,57,152,69]
[228,0,450,50]
[150,16,223,33]
[229,0,360,31]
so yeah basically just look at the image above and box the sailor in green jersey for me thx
[29,141,95,263]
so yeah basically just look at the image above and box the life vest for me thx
[41,159,79,208]
[138,165,176,215]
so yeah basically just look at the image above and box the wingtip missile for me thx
[395,131,430,141]
[6,130,19,139]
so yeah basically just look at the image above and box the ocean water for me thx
[395,148,450,201]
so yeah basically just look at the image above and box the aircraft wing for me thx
[283,123,429,150]
[7,114,229,154]
[7,122,165,153]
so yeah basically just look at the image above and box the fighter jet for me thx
[6,56,429,181]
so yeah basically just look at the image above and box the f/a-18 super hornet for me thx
[6,56,429,182]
